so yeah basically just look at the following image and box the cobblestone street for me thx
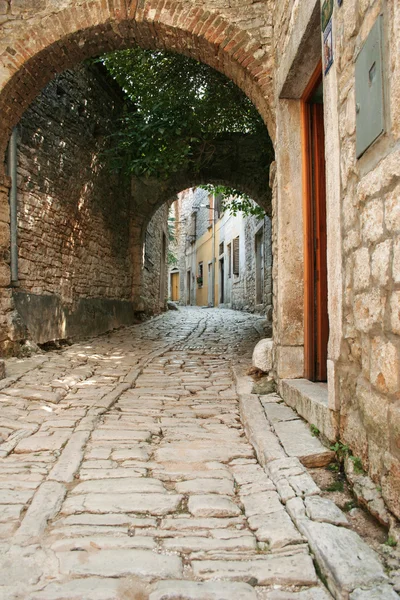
[0,308,394,600]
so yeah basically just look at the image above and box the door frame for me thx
[255,226,264,305]
[186,269,191,305]
[219,257,224,304]
[301,60,329,382]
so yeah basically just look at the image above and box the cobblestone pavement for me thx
[0,308,381,599]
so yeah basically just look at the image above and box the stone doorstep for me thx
[272,420,335,469]
[279,379,339,444]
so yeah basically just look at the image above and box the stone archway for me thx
[0,1,275,165]
[0,0,276,354]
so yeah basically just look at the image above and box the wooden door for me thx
[171,272,179,301]
[255,228,264,305]
[219,258,224,303]
[302,63,329,382]
[208,263,213,306]
[186,270,191,305]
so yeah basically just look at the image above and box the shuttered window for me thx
[233,236,240,275]
[227,243,232,278]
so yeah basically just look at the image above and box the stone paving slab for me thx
[30,577,124,599]
[188,494,242,517]
[62,492,183,515]
[150,580,258,599]
[266,588,333,600]
[57,548,183,578]
[0,308,393,599]
[297,520,388,599]
[70,477,166,494]
[349,584,399,599]
[304,496,350,528]
[192,553,318,585]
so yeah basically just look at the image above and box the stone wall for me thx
[0,0,277,353]
[143,204,169,314]
[273,0,400,519]
[11,63,136,345]
[332,0,400,519]
[241,213,272,320]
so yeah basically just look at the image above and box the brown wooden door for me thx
[302,63,329,382]
[171,272,179,301]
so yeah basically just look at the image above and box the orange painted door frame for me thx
[301,62,329,382]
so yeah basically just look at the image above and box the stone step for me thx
[279,379,338,443]
[271,419,335,468]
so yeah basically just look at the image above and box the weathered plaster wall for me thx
[11,63,135,345]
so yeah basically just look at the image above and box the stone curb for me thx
[234,369,395,600]
[48,430,91,483]
[0,356,48,391]
[239,393,286,466]
[14,481,67,542]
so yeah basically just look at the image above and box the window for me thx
[197,262,204,287]
[219,242,224,256]
[232,236,240,276]
[227,243,232,278]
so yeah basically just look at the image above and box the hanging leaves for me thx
[97,48,269,181]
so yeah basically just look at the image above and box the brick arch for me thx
[0,0,275,172]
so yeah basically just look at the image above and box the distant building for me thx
[169,188,272,327]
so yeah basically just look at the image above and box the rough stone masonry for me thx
[0,0,398,541]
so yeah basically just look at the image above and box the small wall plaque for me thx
[355,15,385,157]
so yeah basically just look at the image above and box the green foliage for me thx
[97,48,269,180]
[385,536,397,547]
[343,500,357,512]
[349,455,365,475]
[167,251,178,266]
[199,184,266,218]
[325,480,344,493]
[310,424,320,438]
[327,462,339,472]
[330,441,350,462]
[313,559,328,588]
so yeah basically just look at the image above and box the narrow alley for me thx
[0,308,394,600]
